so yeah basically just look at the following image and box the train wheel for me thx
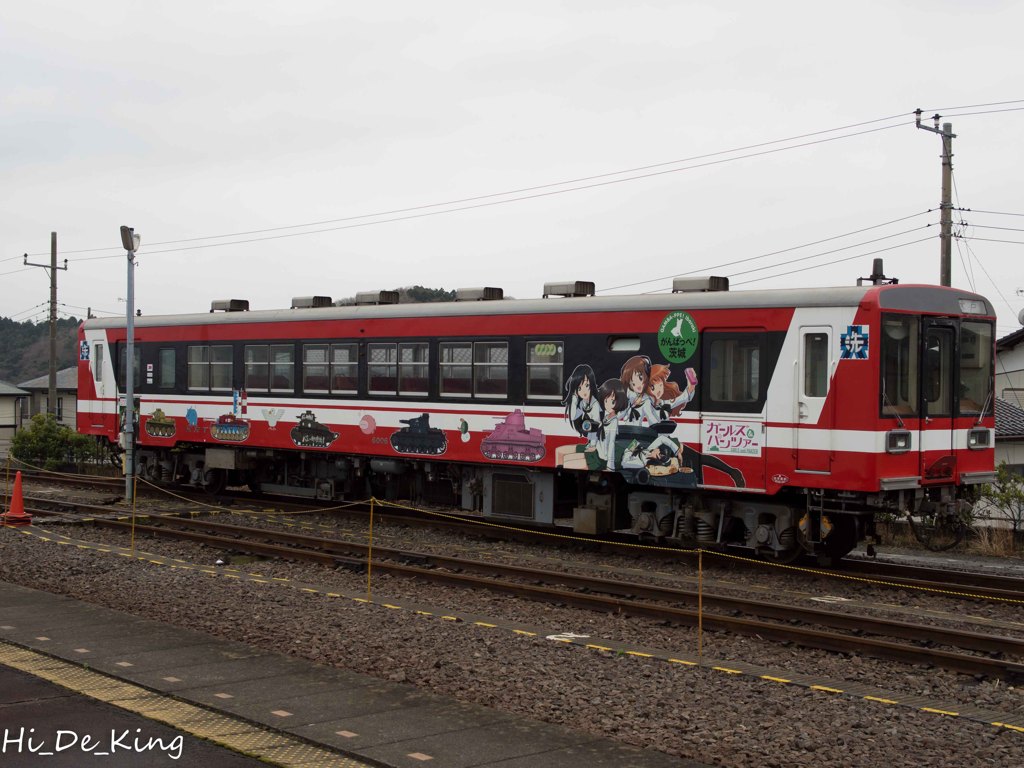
[202,468,227,495]
[774,527,804,563]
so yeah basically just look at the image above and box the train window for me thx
[210,345,233,390]
[117,347,141,388]
[440,343,472,397]
[708,336,760,403]
[190,345,233,391]
[474,342,508,398]
[269,345,294,392]
[368,343,398,395]
[244,346,269,391]
[609,337,641,352]
[303,345,329,392]
[959,321,993,415]
[188,346,209,389]
[880,316,919,417]
[93,344,103,383]
[527,341,563,399]
[923,326,953,416]
[158,349,175,389]
[803,333,828,398]
[245,345,294,392]
[399,343,429,395]
[331,344,358,394]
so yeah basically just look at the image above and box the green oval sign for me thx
[657,311,698,363]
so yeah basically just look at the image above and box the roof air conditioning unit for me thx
[671,276,729,293]
[543,281,595,298]
[291,296,333,309]
[456,287,504,301]
[354,290,400,306]
[210,299,250,312]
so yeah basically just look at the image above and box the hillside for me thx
[0,317,80,385]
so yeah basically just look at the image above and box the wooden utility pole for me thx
[23,232,68,417]
[915,110,956,287]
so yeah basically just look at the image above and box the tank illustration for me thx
[390,413,447,455]
[210,413,250,442]
[290,410,338,448]
[480,409,546,463]
[144,408,176,438]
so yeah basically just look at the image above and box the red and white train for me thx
[77,264,996,563]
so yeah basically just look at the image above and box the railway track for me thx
[21,498,1024,682]
[14,473,1024,604]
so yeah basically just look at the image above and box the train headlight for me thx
[967,427,991,450]
[886,429,912,454]
[958,299,987,315]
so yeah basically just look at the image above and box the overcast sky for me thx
[2,1,1022,334]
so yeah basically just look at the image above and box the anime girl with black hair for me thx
[562,364,600,444]
[560,378,627,471]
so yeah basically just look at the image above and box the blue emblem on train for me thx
[840,325,869,360]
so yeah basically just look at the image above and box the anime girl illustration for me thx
[560,378,627,471]
[646,364,697,422]
[618,355,652,424]
[563,364,600,443]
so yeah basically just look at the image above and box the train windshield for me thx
[880,315,993,418]
[959,320,993,415]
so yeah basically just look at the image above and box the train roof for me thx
[82,282,993,330]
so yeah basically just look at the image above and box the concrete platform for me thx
[0,581,703,768]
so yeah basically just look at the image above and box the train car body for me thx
[77,276,996,563]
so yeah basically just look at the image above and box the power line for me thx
[600,210,933,293]
[955,208,1024,218]
[22,114,919,261]
[724,226,934,280]
[730,236,936,287]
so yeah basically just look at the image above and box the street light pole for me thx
[120,226,141,502]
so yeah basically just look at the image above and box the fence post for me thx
[697,549,703,667]
[367,497,375,601]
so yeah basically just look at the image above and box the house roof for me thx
[997,327,1024,351]
[995,397,1024,440]
[17,367,78,392]
[0,380,28,396]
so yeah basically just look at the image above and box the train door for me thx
[90,338,119,426]
[796,327,833,473]
[920,320,956,480]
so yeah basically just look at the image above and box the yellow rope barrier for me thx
[9,454,1019,606]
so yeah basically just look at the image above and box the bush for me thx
[978,461,1024,538]
[11,413,96,471]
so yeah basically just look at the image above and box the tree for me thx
[979,461,1024,536]
[10,413,96,471]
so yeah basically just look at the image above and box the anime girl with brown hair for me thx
[618,355,652,423]
[646,364,697,422]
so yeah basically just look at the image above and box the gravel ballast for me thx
[2,519,1022,768]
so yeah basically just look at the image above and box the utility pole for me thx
[915,109,956,287]
[23,232,68,417]
[119,226,141,503]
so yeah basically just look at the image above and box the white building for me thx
[0,381,28,459]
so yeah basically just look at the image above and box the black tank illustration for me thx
[144,408,176,438]
[290,410,338,448]
[390,413,447,455]
[480,409,546,462]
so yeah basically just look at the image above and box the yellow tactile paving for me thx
[0,640,371,767]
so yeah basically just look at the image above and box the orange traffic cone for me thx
[3,471,31,527]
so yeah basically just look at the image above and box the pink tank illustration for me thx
[480,410,546,463]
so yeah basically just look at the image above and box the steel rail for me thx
[70,514,1024,681]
